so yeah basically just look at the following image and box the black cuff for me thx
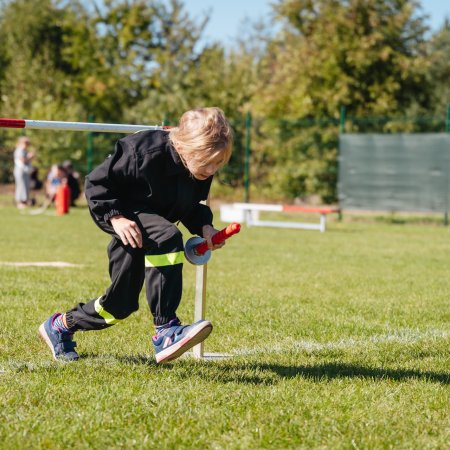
[104,209,122,222]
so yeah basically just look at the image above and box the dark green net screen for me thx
[338,134,450,212]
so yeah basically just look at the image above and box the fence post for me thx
[445,105,450,225]
[87,114,94,173]
[446,105,450,133]
[340,106,346,133]
[244,111,252,203]
[338,107,346,221]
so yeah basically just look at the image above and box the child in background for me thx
[39,107,233,363]
[45,164,66,201]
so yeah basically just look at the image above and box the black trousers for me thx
[65,212,184,331]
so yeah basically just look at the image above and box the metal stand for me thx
[191,197,231,360]
[192,263,207,358]
[191,263,231,360]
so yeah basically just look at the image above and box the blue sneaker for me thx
[38,313,79,361]
[153,318,213,363]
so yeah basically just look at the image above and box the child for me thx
[45,164,67,200]
[39,107,233,363]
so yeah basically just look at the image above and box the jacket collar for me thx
[165,141,188,176]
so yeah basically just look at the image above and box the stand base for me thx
[187,352,231,360]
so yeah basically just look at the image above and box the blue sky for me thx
[183,0,450,46]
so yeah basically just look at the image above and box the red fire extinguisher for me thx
[55,181,71,215]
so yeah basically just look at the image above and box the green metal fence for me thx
[2,108,450,206]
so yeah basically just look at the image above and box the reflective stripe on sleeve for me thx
[145,251,185,267]
[94,297,120,325]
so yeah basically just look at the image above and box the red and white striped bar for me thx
[0,118,168,133]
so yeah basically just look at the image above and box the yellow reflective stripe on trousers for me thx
[145,251,185,267]
[94,297,120,325]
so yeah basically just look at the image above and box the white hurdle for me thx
[0,117,217,359]
[221,203,339,232]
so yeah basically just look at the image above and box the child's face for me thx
[186,152,225,181]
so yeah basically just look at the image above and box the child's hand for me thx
[202,225,225,251]
[110,215,143,248]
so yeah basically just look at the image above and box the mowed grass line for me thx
[0,203,449,449]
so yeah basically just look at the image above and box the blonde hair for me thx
[169,107,233,172]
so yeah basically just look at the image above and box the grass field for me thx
[0,199,449,449]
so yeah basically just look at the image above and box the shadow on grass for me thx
[79,353,157,367]
[258,362,449,385]
[193,363,449,385]
[81,353,449,385]
[192,362,450,385]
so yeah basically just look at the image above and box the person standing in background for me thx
[62,160,81,206]
[13,136,34,209]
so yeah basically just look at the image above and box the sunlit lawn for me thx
[0,198,448,449]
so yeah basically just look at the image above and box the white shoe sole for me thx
[38,323,58,361]
[156,321,213,364]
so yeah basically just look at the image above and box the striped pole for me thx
[0,118,169,133]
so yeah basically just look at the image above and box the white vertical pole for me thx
[192,263,207,358]
[320,214,326,232]
[192,196,210,358]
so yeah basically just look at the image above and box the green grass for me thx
[0,200,449,449]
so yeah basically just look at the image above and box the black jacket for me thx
[85,130,213,236]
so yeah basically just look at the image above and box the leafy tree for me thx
[0,0,88,175]
[0,0,440,203]
[248,0,431,202]
[125,4,258,188]
[258,0,430,118]
[427,20,450,118]
[0,0,225,175]
[0,0,261,188]
[60,0,205,122]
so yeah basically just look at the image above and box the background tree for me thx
[0,0,446,202]
[0,0,221,176]
[0,0,88,177]
[427,20,450,118]
[248,0,431,202]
